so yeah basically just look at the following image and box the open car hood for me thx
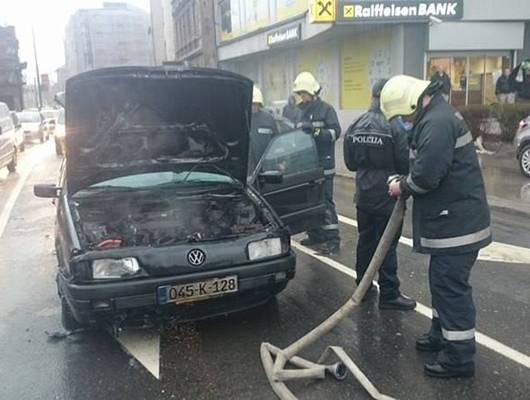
[64,67,253,194]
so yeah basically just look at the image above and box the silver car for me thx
[515,116,530,177]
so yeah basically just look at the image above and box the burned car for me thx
[34,67,326,330]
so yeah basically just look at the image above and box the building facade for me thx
[0,25,25,111]
[65,2,153,77]
[215,0,530,126]
[150,0,177,64]
[171,0,217,67]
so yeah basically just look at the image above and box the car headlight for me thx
[248,238,282,261]
[92,257,141,279]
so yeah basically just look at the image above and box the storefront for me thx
[216,0,530,123]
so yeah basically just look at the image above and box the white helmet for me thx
[293,72,320,96]
[252,86,264,105]
[380,75,431,120]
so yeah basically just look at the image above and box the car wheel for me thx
[520,145,530,178]
[7,149,17,173]
[61,297,82,331]
[55,139,63,156]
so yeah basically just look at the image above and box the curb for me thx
[334,173,530,219]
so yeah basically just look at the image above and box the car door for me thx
[251,129,325,235]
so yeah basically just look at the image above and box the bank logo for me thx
[341,1,462,20]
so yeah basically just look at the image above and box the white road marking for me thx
[115,329,160,379]
[338,214,530,265]
[0,146,46,239]
[292,241,530,370]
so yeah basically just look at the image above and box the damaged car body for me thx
[34,67,326,330]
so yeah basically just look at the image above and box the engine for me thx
[73,191,269,249]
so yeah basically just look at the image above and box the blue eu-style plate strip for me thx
[158,286,168,305]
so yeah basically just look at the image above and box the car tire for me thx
[7,149,17,173]
[61,297,82,331]
[520,145,530,178]
[55,139,63,156]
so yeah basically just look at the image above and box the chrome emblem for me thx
[187,249,206,267]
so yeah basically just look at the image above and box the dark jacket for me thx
[496,75,513,95]
[431,72,451,95]
[344,104,409,215]
[282,103,302,124]
[509,64,530,101]
[400,94,491,255]
[249,109,278,171]
[295,98,341,171]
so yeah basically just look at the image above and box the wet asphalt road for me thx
[0,142,529,400]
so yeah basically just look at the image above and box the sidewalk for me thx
[335,138,530,217]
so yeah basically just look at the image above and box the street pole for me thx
[32,27,43,110]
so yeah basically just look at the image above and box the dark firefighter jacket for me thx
[496,75,513,95]
[249,109,278,171]
[344,104,409,215]
[509,63,530,100]
[400,94,492,255]
[295,98,341,172]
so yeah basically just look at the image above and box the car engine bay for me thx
[71,190,270,249]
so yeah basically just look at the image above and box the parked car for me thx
[515,115,530,177]
[18,110,46,143]
[34,67,326,331]
[41,108,59,136]
[9,111,25,152]
[0,102,18,173]
[54,108,65,155]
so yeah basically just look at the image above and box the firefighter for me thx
[382,75,491,378]
[249,86,278,171]
[293,72,341,255]
[343,79,416,310]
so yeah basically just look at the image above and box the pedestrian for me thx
[249,86,278,171]
[343,79,417,311]
[282,94,302,124]
[430,65,451,102]
[293,71,341,255]
[382,75,491,378]
[509,59,530,102]
[496,68,515,104]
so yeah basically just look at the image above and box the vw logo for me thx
[187,249,206,267]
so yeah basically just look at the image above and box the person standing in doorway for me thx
[431,65,451,102]
[496,68,515,104]
[382,75,491,378]
[343,79,417,310]
[293,71,341,255]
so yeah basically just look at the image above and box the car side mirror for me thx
[258,170,283,185]
[34,184,61,198]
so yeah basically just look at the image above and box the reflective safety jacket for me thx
[249,109,278,171]
[400,94,492,255]
[295,98,341,173]
[344,105,409,215]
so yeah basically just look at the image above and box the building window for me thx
[219,0,232,35]
[427,54,511,106]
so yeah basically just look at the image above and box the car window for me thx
[17,112,41,123]
[88,171,233,189]
[260,130,319,176]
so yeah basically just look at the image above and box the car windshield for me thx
[41,110,57,119]
[17,112,40,123]
[85,171,234,190]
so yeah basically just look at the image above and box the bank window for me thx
[427,55,511,106]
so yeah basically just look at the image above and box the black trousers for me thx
[307,175,340,247]
[355,207,401,301]
[428,251,478,370]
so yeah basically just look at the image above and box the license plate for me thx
[157,276,238,305]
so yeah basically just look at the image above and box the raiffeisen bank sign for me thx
[338,0,464,22]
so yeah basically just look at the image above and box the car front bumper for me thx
[58,251,296,326]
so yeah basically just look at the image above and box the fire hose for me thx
[260,196,406,400]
